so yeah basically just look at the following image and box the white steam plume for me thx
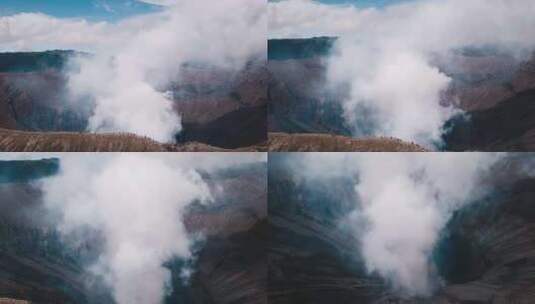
[269,0,535,146]
[68,0,266,142]
[1,0,265,142]
[34,153,266,304]
[350,153,499,295]
[293,152,501,295]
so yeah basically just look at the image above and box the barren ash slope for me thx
[268,153,535,304]
[0,51,267,152]
[268,38,535,152]
[0,157,267,304]
[268,132,427,152]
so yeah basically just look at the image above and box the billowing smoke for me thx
[40,154,208,303]
[68,0,265,142]
[291,152,501,295]
[22,152,266,304]
[1,0,265,142]
[349,153,501,295]
[269,0,535,147]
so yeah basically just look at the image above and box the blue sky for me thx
[1,1,415,21]
[0,0,162,22]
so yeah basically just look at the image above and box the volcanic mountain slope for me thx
[268,38,350,137]
[0,51,267,151]
[0,128,267,152]
[0,159,100,303]
[268,38,535,151]
[267,38,424,151]
[268,154,535,304]
[268,132,427,152]
[0,159,267,304]
[0,128,168,152]
[268,37,336,61]
[173,60,268,149]
[441,52,535,151]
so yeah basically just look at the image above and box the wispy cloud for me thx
[135,0,177,6]
[94,0,116,13]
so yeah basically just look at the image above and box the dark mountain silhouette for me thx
[268,37,336,60]
[0,51,77,73]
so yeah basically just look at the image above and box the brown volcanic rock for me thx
[439,52,535,151]
[0,128,267,152]
[268,57,351,135]
[0,70,91,134]
[268,132,428,152]
[178,104,267,149]
[439,52,535,112]
[0,71,77,131]
[268,58,326,98]
[0,183,92,304]
[173,62,268,148]
[443,88,535,151]
[0,72,65,109]
[184,165,267,237]
[0,299,30,304]
[183,164,268,304]
[0,63,268,129]
[0,56,267,149]
[175,62,268,125]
